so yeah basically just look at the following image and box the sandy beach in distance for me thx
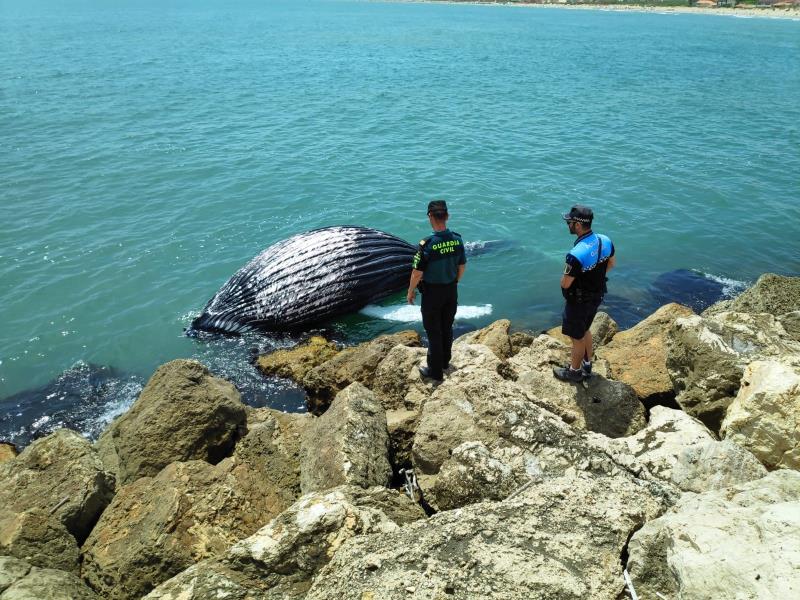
[391,1,800,20]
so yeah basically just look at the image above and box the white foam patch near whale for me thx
[360,304,492,322]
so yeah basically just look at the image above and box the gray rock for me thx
[454,319,513,359]
[411,347,641,509]
[627,470,800,600]
[703,273,800,317]
[589,406,766,493]
[721,359,800,470]
[0,429,113,572]
[300,383,392,494]
[666,311,800,433]
[510,335,646,438]
[0,556,31,593]
[95,360,247,485]
[0,562,99,600]
[144,486,425,600]
[431,441,534,511]
[302,332,421,414]
[305,472,671,600]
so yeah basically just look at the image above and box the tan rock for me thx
[300,383,392,494]
[82,458,281,600]
[596,303,694,401]
[0,442,17,465]
[255,336,339,382]
[0,429,113,549]
[0,509,80,574]
[144,486,425,600]
[222,408,311,516]
[721,359,800,470]
[95,360,247,485]
[305,472,670,600]
[454,319,513,359]
[704,273,800,317]
[302,331,421,414]
[510,336,646,438]
[372,344,428,411]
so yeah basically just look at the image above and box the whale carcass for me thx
[189,226,416,334]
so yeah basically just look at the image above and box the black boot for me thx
[418,366,443,382]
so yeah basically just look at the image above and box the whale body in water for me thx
[189,226,417,334]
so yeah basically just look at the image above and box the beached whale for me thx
[189,226,417,334]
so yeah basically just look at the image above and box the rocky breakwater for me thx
[0,273,798,600]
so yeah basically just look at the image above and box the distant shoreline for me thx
[386,1,800,20]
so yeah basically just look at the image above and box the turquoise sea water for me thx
[2,0,799,443]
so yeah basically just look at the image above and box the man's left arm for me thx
[561,254,580,290]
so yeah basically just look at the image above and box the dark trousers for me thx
[421,282,458,379]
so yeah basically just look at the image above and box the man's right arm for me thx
[407,269,423,304]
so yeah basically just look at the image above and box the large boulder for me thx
[589,406,767,493]
[546,311,618,348]
[95,360,247,485]
[454,319,513,359]
[0,557,99,600]
[666,311,800,432]
[721,359,800,470]
[82,458,285,600]
[0,429,113,572]
[371,344,431,412]
[221,408,311,517]
[302,331,421,414]
[703,273,800,317]
[411,343,639,510]
[255,336,339,382]
[300,383,392,494]
[780,310,800,342]
[0,510,79,574]
[510,336,646,438]
[143,486,424,600]
[627,470,800,599]
[596,303,694,403]
[305,472,670,600]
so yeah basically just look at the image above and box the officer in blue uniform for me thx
[553,205,616,383]
[407,200,467,382]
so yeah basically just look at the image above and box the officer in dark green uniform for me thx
[407,200,467,382]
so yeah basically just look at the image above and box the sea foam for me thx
[360,304,493,322]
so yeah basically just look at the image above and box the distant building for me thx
[717,0,736,6]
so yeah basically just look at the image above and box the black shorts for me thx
[561,299,601,340]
